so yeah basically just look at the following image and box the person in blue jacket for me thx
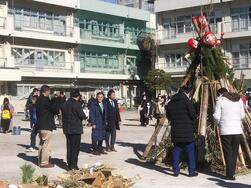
[26,95,38,152]
[89,92,107,155]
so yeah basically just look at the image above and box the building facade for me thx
[155,0,251,87]
[117,0,155,13]
[0,0,150,110]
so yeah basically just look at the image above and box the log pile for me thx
[143,13,251,174]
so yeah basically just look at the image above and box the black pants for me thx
[221,134,241,177]
[30,125,38,148]
[66,134,81,170]
[92,139,103,151]
[1,119,11,133]
[105,128,116,149]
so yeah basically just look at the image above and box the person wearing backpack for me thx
[1,98,14,133]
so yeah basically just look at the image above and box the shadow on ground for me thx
[17,153,68,171]
[125,158,189,177]
[208,178,251,188]
[80,142,93,154]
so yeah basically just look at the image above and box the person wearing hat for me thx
[62,89,86,170]
[166,86,198,177]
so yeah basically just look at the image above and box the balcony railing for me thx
[13,18,73,37]
[160,23,217,40]
[80,24,153,46]
[14,59,74,72]
[0,17,6,29]
[78,54,137,75]
[0,58,7,67]
[232,57,251,70]
[222,19,251,33]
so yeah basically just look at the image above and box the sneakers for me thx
[26,147,35,152]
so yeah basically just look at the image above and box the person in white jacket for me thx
[213,88,245,180]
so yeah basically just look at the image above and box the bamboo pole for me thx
[199,83,209,136]
[210,83,226,167]
[238,146,246,168]
[142,118,165,159]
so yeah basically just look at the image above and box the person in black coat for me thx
[62,89,86,170]
[104,89,121,152]
[140,99,154,127]
[166,86,198,177]
[36,85,60,168]
[58,91,66,127]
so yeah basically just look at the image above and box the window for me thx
[231,6,251,32]
[231,43,251,69]
[164,52,187,68]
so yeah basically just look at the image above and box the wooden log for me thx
[238,146,246,168]
[199,83,209,136]
[241,124,251,161]
[211,83,226,167]
[142,118,165,159]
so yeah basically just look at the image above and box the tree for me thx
[144,69,172,94]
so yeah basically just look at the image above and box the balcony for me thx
[13,58,74,73]
[0,17,6,29]
[232,57,251,70]
[13,19,74,37]
[222,20,251,38]
[79,21,150,49]
[8,9,75,43]
[0,58,7,67]
[156,62,188,76]
[78,53,137,76]
[159,23,217,45]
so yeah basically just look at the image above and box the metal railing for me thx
[80,28,124,43]
[14,59,74,72]
[160,23,217,40]
[0,58,7,67]
[79,54,125,74]
[156,62,188,70]
[232,57,251,69]
[78,54,138,75]
[0,17,6,29]
[222,19,251,33]
[13,18,74,37]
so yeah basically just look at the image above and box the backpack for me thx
[2,109,11,120]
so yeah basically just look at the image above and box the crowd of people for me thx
[0,84,247,180]
[138,86,246,180]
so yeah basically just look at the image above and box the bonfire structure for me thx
[142,14,251,174]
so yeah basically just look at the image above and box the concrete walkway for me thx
[0,111,250,188]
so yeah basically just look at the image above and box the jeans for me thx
[173,142,196,175]
[221,134,241,177]
[105,128,116,149]
[30,125,38,148]
[66,134,81,170]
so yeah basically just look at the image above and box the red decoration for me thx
[215,39,222,46]
[203,32,217,47]
[221,32,225,37]
[188,38,198,49]
[197,15,208,30]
